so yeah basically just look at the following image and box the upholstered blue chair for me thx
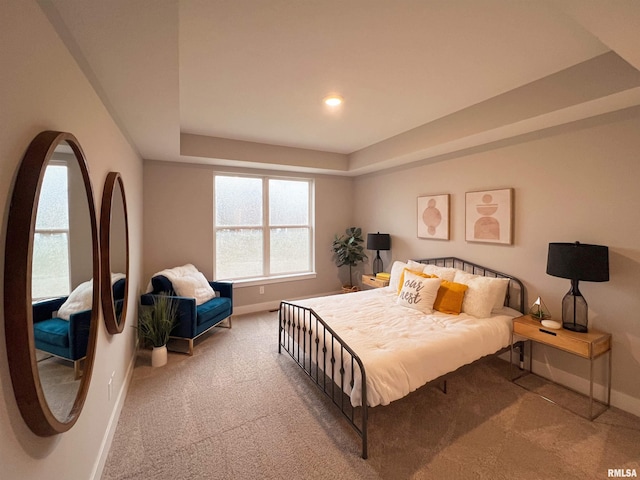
[32,278,125,379]
[141,275,233,355]
[112,277,126,319]
[32,297,91,379]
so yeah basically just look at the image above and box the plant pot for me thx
[341,285,360,294]
[151,345,168,367]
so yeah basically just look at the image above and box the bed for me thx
[278,257,525,458]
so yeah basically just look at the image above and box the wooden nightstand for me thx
[361,274,389,289]
[510,314,611,420]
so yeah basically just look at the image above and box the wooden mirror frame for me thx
[4,131,99,436]
[100,172,130,334]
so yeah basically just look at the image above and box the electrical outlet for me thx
[259,286,264,294]
[108,371,115,401]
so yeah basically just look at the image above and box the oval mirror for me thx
[100,172,130,334]
[4,131,99,435]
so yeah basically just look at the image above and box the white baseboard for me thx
[90,345,138,480]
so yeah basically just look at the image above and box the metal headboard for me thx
[414,257,526,314]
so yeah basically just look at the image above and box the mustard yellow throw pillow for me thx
[433,280,468,315]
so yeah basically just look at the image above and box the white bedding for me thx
[286,286,520,408]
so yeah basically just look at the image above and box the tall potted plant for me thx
[332,226,368,292]
[137,293,177,367]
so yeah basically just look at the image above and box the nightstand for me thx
[510,314,611,420]
[361,274,389,289]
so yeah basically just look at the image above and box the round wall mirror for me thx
[100,172,130,334]
[4,131,99,435]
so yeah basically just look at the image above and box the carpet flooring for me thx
[101,311,640,479]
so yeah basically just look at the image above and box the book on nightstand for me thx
[375,272,390,280]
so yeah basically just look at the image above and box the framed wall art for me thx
[465,188,513,245]
[417,194,449,240]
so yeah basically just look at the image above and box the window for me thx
[32,163,71,299]
[214,175,313,281]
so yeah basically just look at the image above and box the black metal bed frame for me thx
[278,257,525,459]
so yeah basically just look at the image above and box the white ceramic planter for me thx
[151,345,168,367]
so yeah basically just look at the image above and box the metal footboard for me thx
[278,257,526,460]
[278,301,369,459]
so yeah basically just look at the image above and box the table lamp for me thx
[367,232,391,276]
[546,241,609,332]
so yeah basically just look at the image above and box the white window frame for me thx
[32,161,71,300]
[213,173,315,285]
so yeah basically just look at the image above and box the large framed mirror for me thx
[4,131,99,436]
[100,172,130,334]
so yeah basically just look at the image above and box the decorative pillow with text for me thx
[396,271,441,314]
[396,267,435,295]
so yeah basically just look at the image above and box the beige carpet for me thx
[37,352,79,420]
[102,311,640,480]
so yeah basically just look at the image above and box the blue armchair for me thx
[32,297,91,380]
[32,278,125,379]
[140,275,233,355]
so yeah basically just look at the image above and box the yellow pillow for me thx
[433,280,468,315]
[397,268,436,295]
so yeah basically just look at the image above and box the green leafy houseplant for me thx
[332,226,368,289]
[137,293,178,348]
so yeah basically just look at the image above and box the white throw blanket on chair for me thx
[57,273,126,320]
[146,264,217,306]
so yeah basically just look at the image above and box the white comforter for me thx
[287,287,519,408]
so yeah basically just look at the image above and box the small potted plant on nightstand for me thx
[137,293,177,367]
[332,226,368,293]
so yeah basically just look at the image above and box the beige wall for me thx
[144,109,640,417]
[0,2,143,479]
[353,107,640,415]
[143,161,354,310]
[3,3,640,480]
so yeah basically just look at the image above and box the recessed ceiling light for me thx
[323,94,343,107]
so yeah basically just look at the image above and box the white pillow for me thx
[406,259,426,272]
[490,277,510,311]
[57,279,93,320]
[396,271,441,314]
[421,264,459,282]
[454,271,510,311]
[171,270,217,306]
[453,271,510,317]
[389,261,408,292]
